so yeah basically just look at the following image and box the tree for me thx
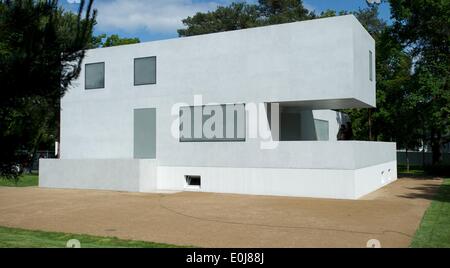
[319,7,421,163]
[374,30,421,171]
[51,8,140,49]
[177,0,314,37]
[56,13,140,49]
[102,34,140,47]
[389,0,450,164]
[324,3,448,167]
[0,0,96,180]
[177,2,260,37]
[257,0,313,25]
[90,33,105,48]
[178,1,427,169]
[350,6,386,143]
[88,34,140,48]
[318,9,348,18]
[304,5,424,156]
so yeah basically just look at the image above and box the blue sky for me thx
[62,0,391,42]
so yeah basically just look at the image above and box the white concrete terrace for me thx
[158,141,396,170]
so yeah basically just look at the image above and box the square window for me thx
[134,56,156,86]
[85,62,105,90]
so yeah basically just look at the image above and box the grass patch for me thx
[0,226,185,248]
[411,178,450,248]
[0,173,38,187]
[397,165,426,176]
[398,164,450,177]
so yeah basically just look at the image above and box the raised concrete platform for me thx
[157,161,397,200]
[39,159,157,192]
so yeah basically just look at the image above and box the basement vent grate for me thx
[185,175,201,187]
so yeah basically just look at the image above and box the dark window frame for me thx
[134,56,157,86]
[85,62,105,90]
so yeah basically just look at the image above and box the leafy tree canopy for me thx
[0,0,96,179]
[91,34,140,48]
[57,14,140,48]
[389,0,450,163]
[178,0,314,37]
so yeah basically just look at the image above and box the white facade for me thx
[40,15,397,199]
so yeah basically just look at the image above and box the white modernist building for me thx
[40,15,397,199]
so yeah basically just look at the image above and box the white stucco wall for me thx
[157,160,397,199]
[39,159,157,192]
[156,141,396,169]
[39,15,396,199]
[39,157,397,199]
[353,19,377,107]
[60,15,376,162]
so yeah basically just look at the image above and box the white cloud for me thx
[93,0,228,34]
[67,0,81,4]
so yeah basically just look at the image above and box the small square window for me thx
[134,56,156,86]
[85,62,105,90]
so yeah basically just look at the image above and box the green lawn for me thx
[411,178,450,248]
[397,165,426,176]
[0,173,38,187]
[0,226,184,248]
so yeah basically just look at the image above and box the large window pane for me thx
[314,119,329,141]
[85,62,105,90]
[134,56,156,85]
[180,104,245,142]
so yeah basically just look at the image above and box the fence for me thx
[397,151,450,166]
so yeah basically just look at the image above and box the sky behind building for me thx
[62,0,392,42]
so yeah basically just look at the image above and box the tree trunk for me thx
[56,99,61,159]
[28,132,43,174]
[431,130,443,165]
[422,146,425,166]
[406,148,410,172]
[368,108,372,141]
[422,121,426,167]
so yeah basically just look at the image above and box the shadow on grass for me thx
[410,178,450,247]
[397,180,450,203]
